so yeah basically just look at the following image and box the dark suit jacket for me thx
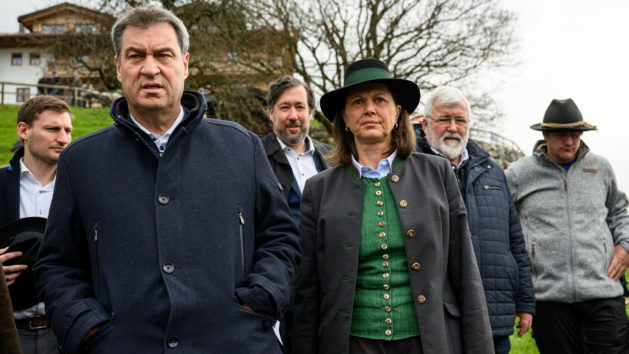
[261,133,332,200]
[292,152,493,353]
[0,148,23,227]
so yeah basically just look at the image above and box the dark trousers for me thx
[18,327,60,354]
[533,298,629,354]
[349,336,422,354]
[493,335,511,354]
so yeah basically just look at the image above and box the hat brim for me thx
[530,123,596,132]
[320,78,420,122]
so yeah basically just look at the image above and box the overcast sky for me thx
[2,0,628,191]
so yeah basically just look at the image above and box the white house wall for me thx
[0,48,49,105]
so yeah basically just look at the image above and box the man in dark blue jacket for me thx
[416,86,535,354]
[33,6,301,354]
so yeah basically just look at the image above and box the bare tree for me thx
[239,0,515,128]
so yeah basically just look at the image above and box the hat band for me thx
[344,68,392,86]
[541,121,597,130]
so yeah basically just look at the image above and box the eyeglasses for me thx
[426,116,469,126]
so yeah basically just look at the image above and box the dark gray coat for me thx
[292,152,493,353]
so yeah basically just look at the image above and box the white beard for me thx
[427,130,469,161]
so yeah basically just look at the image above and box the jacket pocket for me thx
[483,185,503,191]
[92,225,102,296]
[238,209,246,281]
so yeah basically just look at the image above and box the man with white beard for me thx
[415,86,535,354]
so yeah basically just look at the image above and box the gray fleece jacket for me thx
[505,140,629,302]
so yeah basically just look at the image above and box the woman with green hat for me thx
[291,59,492,353]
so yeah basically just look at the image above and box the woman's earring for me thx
[345,127,351,133]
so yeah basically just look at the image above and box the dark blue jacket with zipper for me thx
[417,134,535,336]
[34,91,301,354]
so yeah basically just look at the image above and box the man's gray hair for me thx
[111,6,189,59]
[424,86,472,122]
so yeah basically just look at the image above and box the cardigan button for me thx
[407,229,416,238]
[417,295,426,304]
[385,318,392,324]
[385,329,392,336]
[383,294,390,300]
[379,232,386,238]
[384,305,391,312]
[383,284,390,290]
[412,262,421,271]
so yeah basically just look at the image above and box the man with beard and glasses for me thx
[262,76,332,224]
[416,86,535,354]
[261,76,331,353]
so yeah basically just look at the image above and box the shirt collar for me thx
[129,105,185,140]
[351,149,397,179]
[430,147,469,168]
[276,135,315,155]
[19,158,54,186]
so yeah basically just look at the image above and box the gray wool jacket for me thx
[505,141,629,302]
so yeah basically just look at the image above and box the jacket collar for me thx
[109,90,207,136]
[7,147,24,173]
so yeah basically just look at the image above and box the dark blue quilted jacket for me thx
[417,134,535,336]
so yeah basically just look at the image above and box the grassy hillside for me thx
[0,104,111,165]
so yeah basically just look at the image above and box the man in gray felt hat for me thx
[505,98,629,353]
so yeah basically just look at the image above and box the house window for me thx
[87,25,97,33]
[16,88,30,103]
[75,25,84,33]
[54,25,65,33]
[29,53,40,66]
[43,25,53,34]
[11,53,22,66]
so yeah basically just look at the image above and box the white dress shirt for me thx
[15,158,54,319]
[277,136,319,193]
[130,106,185,154]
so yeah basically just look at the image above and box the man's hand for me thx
[516,312,533,337]
[607,245,629,281]
[0,247,27,286]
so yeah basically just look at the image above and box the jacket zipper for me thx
[238,211,245,281]
[564,174,577,302]
[94,228,101,294]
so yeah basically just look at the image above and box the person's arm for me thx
[291,179,320,353]
[233,138,302,319]
[444,159,493,352]
[33,155,109,354]
[504,177,536,321]
[604,166,629,280]
[0,265,20,353]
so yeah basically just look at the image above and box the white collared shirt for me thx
[19,159,55,219]
[277,136,318,193]
[15,158,53,319]
[130,106,185,154]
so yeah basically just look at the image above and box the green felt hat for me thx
[320,59,420,121]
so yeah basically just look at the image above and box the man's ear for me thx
[17,122,29,140]
[269,109,275,122]
[115,56,122,82]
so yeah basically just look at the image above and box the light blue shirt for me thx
[351,150,397,179]
[130,106,185,154]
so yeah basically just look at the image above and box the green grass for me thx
[0,104,111,166]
